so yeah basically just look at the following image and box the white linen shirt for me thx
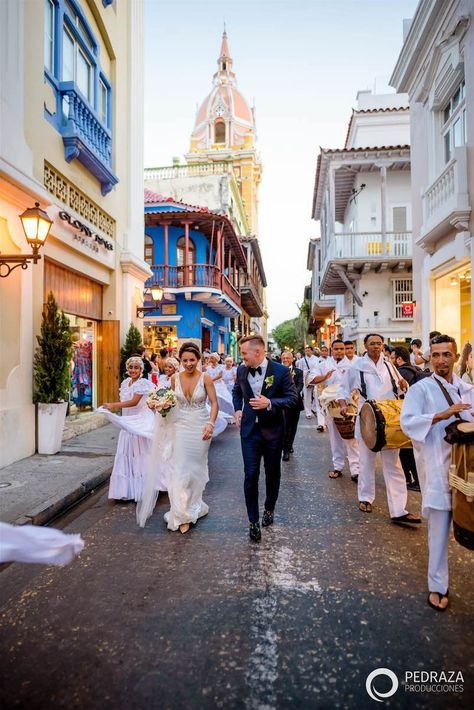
[400,373,474,516]
[337,353,402,438]
[314,356,351,386]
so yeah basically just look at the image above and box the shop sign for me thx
[162,304,177,315]
[59,211,114,252]
[401,301,414,318]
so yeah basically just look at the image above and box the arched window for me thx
[144,234,154,265]
[176,236,196,266]
[215,119,226,144]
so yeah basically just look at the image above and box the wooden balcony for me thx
[240,275,264,317]
[148,264,241,316]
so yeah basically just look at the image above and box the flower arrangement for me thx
[147,388,177,417]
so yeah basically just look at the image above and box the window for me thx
[99,78,108,125]
[215,120,226,144]
[176,236,196,266]
[44,0,55,73]
[442,80,466,164]
[392,206,407,233]
[144,235,154,266]
[393,278,413,320]
[62,27,92,101]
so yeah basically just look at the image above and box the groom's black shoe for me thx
[282,451,290,461]
[249,522,261,542]
[262,510,274,527]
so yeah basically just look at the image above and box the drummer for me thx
[336,333,421,525]
[400,334,474,612]
[310,339,360,481]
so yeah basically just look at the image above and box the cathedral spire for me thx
[216,29,234,80]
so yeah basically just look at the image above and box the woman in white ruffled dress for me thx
[221,356,237,394]
[158,357,180,388]
[101,357,156,501]
[137,342,219,534]
[205,352,235,418]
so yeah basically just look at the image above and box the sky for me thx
[143,0,420,329]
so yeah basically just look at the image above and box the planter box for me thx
[37,402,68,455]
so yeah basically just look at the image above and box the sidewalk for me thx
[0,424,118,526]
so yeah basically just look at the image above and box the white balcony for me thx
[419,146,471,247]
[320,231,412,295]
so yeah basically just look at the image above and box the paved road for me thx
[1,422,473,709]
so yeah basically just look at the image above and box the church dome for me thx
[191,32,256,150]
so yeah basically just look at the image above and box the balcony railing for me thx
[325,231,412,261]
[420,146,471,244]
[60,81,118,195]
[148,264,240,307]
[144,162,232,181]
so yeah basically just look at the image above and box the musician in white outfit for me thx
[298,346,322,425]
[337,333,421,524]
[311,340,359,480]
[400,334,474,612]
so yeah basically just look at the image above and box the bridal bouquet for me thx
[146,388,177,417]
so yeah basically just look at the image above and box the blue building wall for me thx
[144,221,229,352]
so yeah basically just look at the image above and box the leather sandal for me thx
[328,470,343,479]
[427,590,449,612]
[358,501,372,513]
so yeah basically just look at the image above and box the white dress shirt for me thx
[247,357,268,397]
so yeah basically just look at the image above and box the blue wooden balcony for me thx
[59,82,118,196]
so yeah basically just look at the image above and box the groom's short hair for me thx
[239,335,265,349]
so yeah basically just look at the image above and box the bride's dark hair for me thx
[179,341,201,360]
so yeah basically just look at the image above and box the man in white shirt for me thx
[400,334,474,612]
[344,340,360,364]
[311,340,359,481]
[337,333,421,525]
[298,345,321,423]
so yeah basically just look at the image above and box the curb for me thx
[12,465,112,527]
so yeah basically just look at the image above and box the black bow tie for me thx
[248,366,262,377]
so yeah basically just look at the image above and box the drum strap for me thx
[359,362,398,400]
[432,376,462,419]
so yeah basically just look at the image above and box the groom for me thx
[233,335,299,542]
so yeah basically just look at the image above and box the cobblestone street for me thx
[1,422,473,709]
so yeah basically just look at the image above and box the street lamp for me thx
[0,202,52,278]
[136,285,164,318]
[324,317,332,326]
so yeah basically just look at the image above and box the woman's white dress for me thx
[206,364,235,417]
[104,377,156,501]
[222,366,237,394]
[136,373,211,530]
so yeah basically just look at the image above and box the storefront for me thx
[434,262,472,349]
[143,324,178,355]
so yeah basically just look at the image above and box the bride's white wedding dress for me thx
[137,373,211,530]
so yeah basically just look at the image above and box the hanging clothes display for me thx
[71,340,93,408]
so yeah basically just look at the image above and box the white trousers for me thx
[427,508,451,595]
[326,418,359,476]
[303,385,314,417]
[357,440,408,518]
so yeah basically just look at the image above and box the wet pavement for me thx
[0,421,473,709]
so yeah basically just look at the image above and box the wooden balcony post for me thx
[163,223,169,287]
[184,221,190,286]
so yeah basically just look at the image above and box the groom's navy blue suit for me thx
[232,358,299,523]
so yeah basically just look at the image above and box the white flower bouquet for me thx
[146,387,177,417]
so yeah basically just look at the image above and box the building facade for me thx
[310,90,414,352]
[0,0,149,467]
[144,31,268,342]
[143,190,246,356]
[391,0,473,349]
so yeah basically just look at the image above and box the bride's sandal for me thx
[179,523,190,534]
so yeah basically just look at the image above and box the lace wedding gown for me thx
[137,373,211,530]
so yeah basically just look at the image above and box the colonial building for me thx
[143,189,246,356]
[390,0,473,348]
[310,90,414,352]
[0,0,149,467]
[144,31,268,342]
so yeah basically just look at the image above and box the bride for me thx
[137,341,219,534]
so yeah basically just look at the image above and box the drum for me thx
[327,401,357,439]
[360,399,411,452]
[449,442,474,551]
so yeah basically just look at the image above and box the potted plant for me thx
[120,323,142,379]
[33,292,73,454]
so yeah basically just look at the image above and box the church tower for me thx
[186,31,262,234]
